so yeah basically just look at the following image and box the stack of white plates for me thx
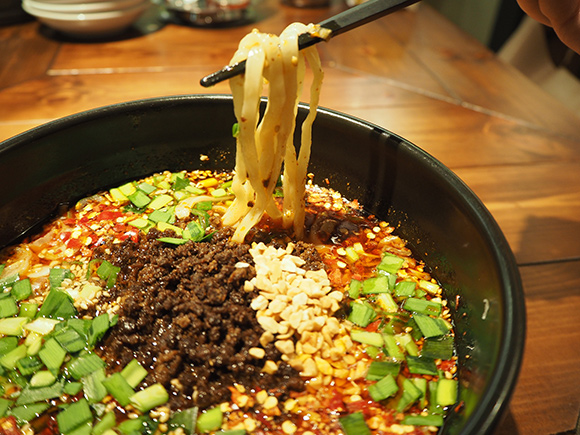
[22,0,151,38]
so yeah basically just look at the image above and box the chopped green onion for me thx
[57,398,93,434]
[401,414,444,426]
[128,190,151,209]
[350,329,384,347]
[12,278,32,301]
[37,289,77,320]
[376,253,404,274]
[148,209,173,224]
[118,182,137,196]
[53,327,86,353]
[413,314,450,338]
[30,370,57,387]
[362,275,391,294]
[16,378,65,405]
[376,293,399,312]
[16,355,42,376]
[347,302,376,327]
[168,406,198,435]
[102,372,134,407]
[412,377,428,408]
[92,412,116,435]
[348,279,362,299]
[38,338,67,373]
[64,381,83,396]
[395,333,419,356]
[173,175,191,191]
[403,298,442,316]
[436,378,458,406]
[406,355,438,375]
[24,317,60,335]
[232,122,240,138]
[339,412,372,435]
[67,353,106,380]
[149,194,173,210]
[130,383,169,413]
[137,182,156,195]
[82,368,108,403]
[9,403,50,425]
[382,333,405,360]
[158,237,189,245]
[0,344,27,369]
[0,297,18,318]
[0,337,18,355]
[394,280,416,298]
[195,406,222,433]
[396,378,423,412]
[365,361,400,381]
[49,268,74,289]
[422,336,454,360]
[367,374,399,402]
[88,314,111,348]
[19,302,38,319]
[0,398,12,418]
[120,359,148,388]
[96,261,120,290]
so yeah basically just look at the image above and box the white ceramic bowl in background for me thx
[22,1,150,37]
[25,0,145,13]
[26,0,126,4]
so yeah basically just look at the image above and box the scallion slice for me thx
[376,253,404,274]
[401,414,444,426]
[130,383,169,413]
[365,361,401,381]
[120,359,148,388]
[38,338,67,373]
[102,372,135,407]
[56,398,93,434]
[403,298,442,316]
[195,406,222,434]
[406,355,438,375]
[339,412,372,435]
[347,301,376,327]
[367,374,399,402]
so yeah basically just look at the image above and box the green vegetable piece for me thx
[339,412,372,435]
[64,381,84,396]
[396,333,419,356]
[168,406,198,435]
[121,359,148,388]
[365,361,400,381]
[12,278,32,301]
[157,237,189,245]
[347,301,376,327]
[436,378,458,407]
[232,122,240,138]
[39,338,67,372]
[128,190,151,208]
[412,377,428,408]
[9,403,50,425]
[128,218,150,229]
[137,182,156,195]
[413,314,450,338]
[195,201,212,211]
[37,289,78,320]
[102,372,134,407]
[406,355,438,375]
[19,302,38,318]
[382,333,405,360]
[0,337,18,355]
[196,406,222,433]
[401,414,444,426]
[376,293,399,312]
[49,268,74,289]
[30,370,57,387]
[0,398,12,418]
[368,374,399,402]
[347,279,362,299]
[0,297,18,318]
[394,280,416,298]
[54,327,86,353]
[0,317,28,336]
[148,209,173,224]
[118,182,137,196]
[82,368,108,403]
[57,398,93,434]
[350,329,383,348]
[377,253,404,274]
[403,298,442,316]
[130,383,169,413]
[96,261,120,290]
[16,355,42,376]
[88,314,111,348]
[67,353,106,380]
[362,275,391,294]
[173,175,191,191]
[149,194,173,210]
[184,221,205,242]
[0,273,18,290]
[396,378,423,412]
[0,344,27,369]
[92,412,116,435]
[422,336,454,360]
[117,416,148,435]
[16,379,65,405]
[68,421,93,435]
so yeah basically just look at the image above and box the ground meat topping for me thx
[93,227,305,410]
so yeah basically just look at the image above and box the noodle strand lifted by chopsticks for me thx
[222,23,324,243]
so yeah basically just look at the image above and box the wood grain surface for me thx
[1,1,580,433]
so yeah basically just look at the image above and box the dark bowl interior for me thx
[0,94,525,434]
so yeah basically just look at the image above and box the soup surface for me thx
[0,169,458,435]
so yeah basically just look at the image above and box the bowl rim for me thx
[21,0,147,20]
[0,94,526,435]
[23,0,146,13]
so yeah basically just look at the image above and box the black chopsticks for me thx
[199,0,421,87]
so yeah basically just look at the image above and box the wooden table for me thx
[1,1,580,433]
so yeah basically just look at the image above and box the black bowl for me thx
[0,94,525,434]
